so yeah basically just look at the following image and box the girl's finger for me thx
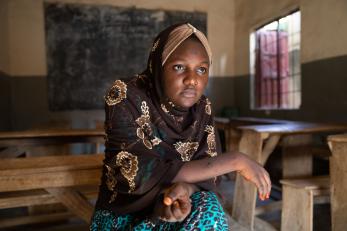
[171,200,184,221]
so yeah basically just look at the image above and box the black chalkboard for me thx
[44,3,207,111]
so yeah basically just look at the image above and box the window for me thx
[250,11,301,110]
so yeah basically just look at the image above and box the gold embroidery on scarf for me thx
[105,80,127,106]
[205,98,212,115]
[168,101,176,107]
[116,151,139,193]
[174,141,199,162]
[161,103,177,121]
[105,164,117,203]
[136,101,158,149]
[161,104,170,113]
[205,125,218,157]
[152,39,160,52]
[143,139,153,149]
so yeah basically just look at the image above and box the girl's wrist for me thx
[227,151,247,172]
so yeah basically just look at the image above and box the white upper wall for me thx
[2,0,235,77]
[4,0,346,77]
[234,0,347,76]
[301,0,347,63]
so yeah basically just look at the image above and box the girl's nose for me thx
[183,71,198,86]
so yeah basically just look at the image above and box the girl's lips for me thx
[181,89,197,97]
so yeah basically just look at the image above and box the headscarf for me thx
[96,23,221,217]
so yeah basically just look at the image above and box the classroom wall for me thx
[0,1,11,130]
[0,1,10,73]
[0,0,236,130]
[1,0,346,131]
[231,0,347,122]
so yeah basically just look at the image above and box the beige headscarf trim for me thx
[162,23,212,66]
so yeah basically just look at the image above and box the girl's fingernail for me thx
[163,197,172,206]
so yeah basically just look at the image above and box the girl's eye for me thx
[197,67,207,75]
[173,64,185,71]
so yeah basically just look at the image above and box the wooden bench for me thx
[0,154,103,228]
[328,134,347,231]
[280,176,330,231]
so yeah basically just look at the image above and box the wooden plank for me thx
[329,140,347,231]
[282,135,314,178]
[0,212,73,228]
[0,154,103,176]
[0,147,26,158]
[255,201,282,216]
[239,122,347,135]
[45,187,94,222]
[328,134,347,143]
[227,128,241,152]
[214,116,290,126]
[0,129,105,148]
[261,134,281,165]
[232,130,263,230]
[281,185,314,231]
[0,129,104,139]
[280,176,330,190]
[0,187,98,209]
[0,168,102,192]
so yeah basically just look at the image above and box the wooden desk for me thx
[0,129,105,157]
[232,122,347,230]
[328,134,347,231]
[214,117,289,151]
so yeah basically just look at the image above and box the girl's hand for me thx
[237,154,272,201]
[153,182,195,222]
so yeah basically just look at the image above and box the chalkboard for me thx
[44,3,207,111]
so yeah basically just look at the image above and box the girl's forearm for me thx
[172,152,245,183]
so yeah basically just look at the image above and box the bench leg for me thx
[46,187,94,223]
[281,185,313,231]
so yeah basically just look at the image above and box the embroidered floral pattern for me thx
[161,104,170,113]
[174,141,199,162]
[105,164,117,203]
[116,151,139,193]
[136,101,161,149]
[205,125,218,157]
[105,80,127,106]
[205,98,212,115]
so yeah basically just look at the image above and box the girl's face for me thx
[162,38,209,108]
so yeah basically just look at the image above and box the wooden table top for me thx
[238,122,347,135]
[0,129,105,139]
[214,116,290,127]
[328,134,347,142]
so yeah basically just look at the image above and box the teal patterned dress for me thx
[91,191,229,230]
